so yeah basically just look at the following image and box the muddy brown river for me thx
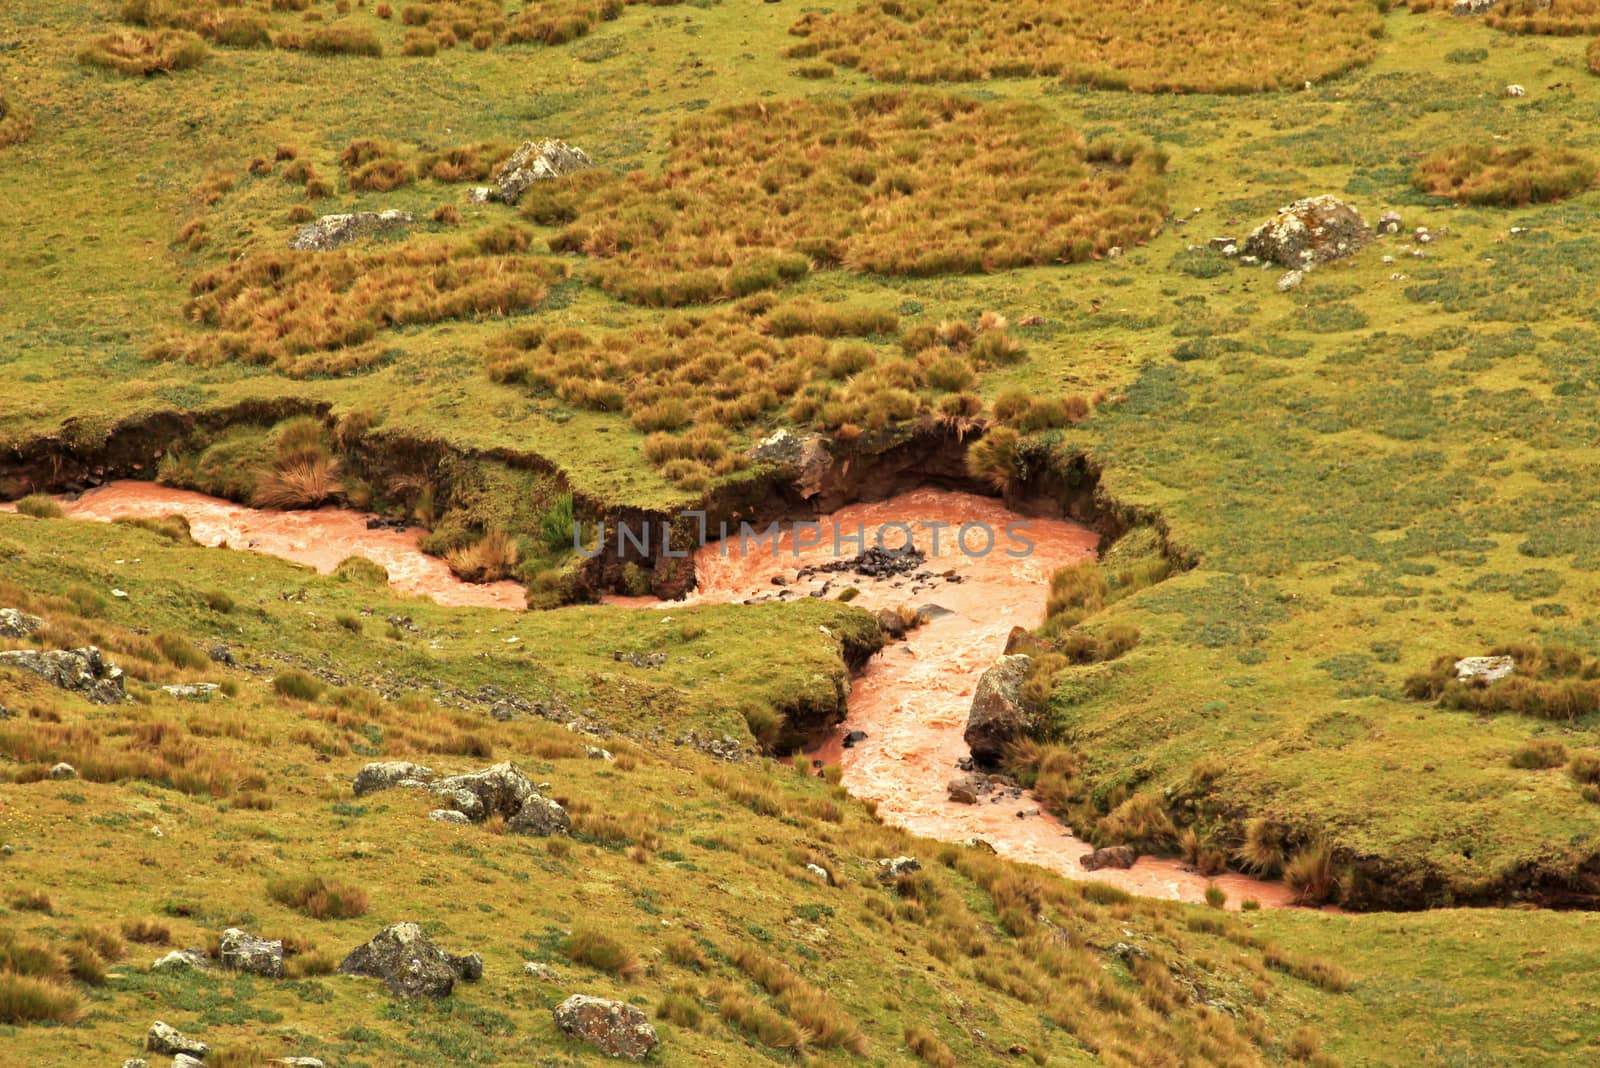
[20,480,1290,907]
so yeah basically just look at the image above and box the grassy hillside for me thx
[6,0,1600,1060]
[4,512,1600,1066]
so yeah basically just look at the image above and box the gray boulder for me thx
[1455,655,1516,685]
[506,792,572,837]
[1080,845,1138,871]
[0,646,125,704]
[352,761,434,797]
[0,607,43,638]
[219,928,285,979]
[338,922,479,998]
[1452,0,1498,13]
[963,654,1033,766]
[553,994,659,1061]
[147,1021,208,1058]
[479,139,592,205]
[1243,195,1372,269]
[429,809,472,825]
[290,209,414,252]
[429,761,538,821]
[173,1057,206,1068]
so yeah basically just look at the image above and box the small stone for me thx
[121,1060,149,1068]
[947,775,981,805]
[147,1021,208,1058]
[274,1059,326,1068]
[841,729,868,749]
[804,863,832,885]
[553,994,659,1061]
[429,809,472,825]
[1081,845,1138,871]
[1276,269,1304,293]
[1377,210,1403,235]
[173,1056,206,1068]
[524,960,561,981]
[47,762,77,780]
[1504,83,1525,97]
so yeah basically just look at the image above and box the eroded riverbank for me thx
[16,481,525,610]
[652,488,1294,909]
[14,480,1291,906]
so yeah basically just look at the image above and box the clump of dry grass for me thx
[786,0,1382,91]
[1590,35,1600,72]
[540,92,1167,306]
[562,927,641,978]
[506,0,684,46]
[266,874,370,919]
[443,529,520,582]
[78,29,209,75]
[1413,143,1597,206]
[732,947,866,1052]
[148,231,564,376]
[0,97,33,149]
[273,25,383,56]
[487,296,1025,488]
[904,1024,956,1067]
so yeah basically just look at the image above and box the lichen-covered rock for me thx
[429,761,536,820]
[429,808,472,825]
[553,994,659,1061]
[338,922,478,998]
[219,928,285,978]
[0,646,125,704]
[1452,0,1498,14]
[1242,195,1372,269]
[352,761,434,797]
[1454,655,1516,685]
[480,139,592,205]
[876,856,921,884]
[506,792,572,836]
[150,948,209,974]
[1080,845,1138,871]
[147,1021,208,1057]
[289,209,414,251]
[162,683,220,701]
[0,607,43,638]
[963,654,1033,766]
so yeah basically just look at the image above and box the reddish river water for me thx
[16,481,1289,907]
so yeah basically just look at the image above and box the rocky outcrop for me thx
[472,139,592,205]
[147,1021,208,1058]
[289,210,414,252]
[553,994,659,1061]
[338,922,480,998]
[1080,845,1138,871]
[355,759,572,835]
[0,646,125,704]
[0,607,42,638]
[1242,195,1372,269]
[219,928,285,978]
[963,654,1033,766]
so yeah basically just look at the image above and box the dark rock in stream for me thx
[841,730,868,749]
[797,546,926,581]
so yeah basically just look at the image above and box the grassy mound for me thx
[485,298,1060,489]
[539,92,1168,305]
[77,29,208,75]
[1413,143,1597,205]
[147,227,565,376]
[786,0,1384,91]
